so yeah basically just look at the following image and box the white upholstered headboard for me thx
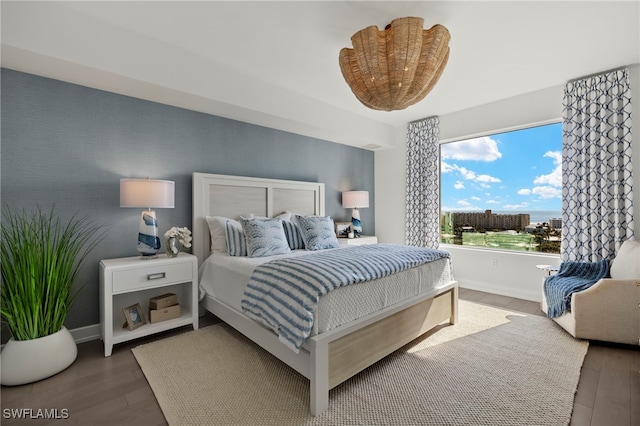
[192,173,325,265]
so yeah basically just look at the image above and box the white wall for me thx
[375,64,640,302]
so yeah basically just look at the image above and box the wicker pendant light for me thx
[339,17,450,111]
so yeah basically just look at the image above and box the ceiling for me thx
[2,1,639,150]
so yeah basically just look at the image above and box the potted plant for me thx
[1,206,105,385]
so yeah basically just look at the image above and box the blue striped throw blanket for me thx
[240,243,450,352]
[543,259,610,318]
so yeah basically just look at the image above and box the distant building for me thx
[549,218,562,229]
[451,210,530,231]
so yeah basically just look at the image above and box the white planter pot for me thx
[1,326,77,386]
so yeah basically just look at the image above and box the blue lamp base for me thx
[137,210,161,258]
[351,208,362,237]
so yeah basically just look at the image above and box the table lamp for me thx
[120,178,175,258]
[342,191,369,237]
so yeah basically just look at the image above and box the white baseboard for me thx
[459,279,542,303]
[0,324,101,351]
[69,324,101,344]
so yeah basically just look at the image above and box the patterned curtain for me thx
[406,116,441,248]
[561,68,634,262]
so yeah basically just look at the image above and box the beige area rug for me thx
[132,300,588,425]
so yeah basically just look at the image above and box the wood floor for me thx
[2,288,638,425]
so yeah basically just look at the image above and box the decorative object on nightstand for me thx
[148,293,181,323]
[120,178,175,258]
[335,222,352,238]
[164,226,192,258]
[123,303,146,330]
[99,253,199,356]
[342,191,369,237]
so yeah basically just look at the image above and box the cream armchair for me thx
[541,239,640,346]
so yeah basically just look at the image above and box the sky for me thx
[440,122,562,213]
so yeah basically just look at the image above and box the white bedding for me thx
[199,246,455,336]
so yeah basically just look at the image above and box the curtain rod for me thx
[408,116,438,125]
[567,66,628,84]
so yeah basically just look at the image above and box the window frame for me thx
[438,119,563,254]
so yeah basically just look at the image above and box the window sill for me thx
[439,243,561,260]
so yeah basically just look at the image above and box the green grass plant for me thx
[1,206,106,341]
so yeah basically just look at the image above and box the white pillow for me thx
[205,216,234,252]
[243,213,268,220]
[274,211,293,222]
[610,238,640,279]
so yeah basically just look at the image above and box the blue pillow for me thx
[225,220,247,256]
[241,218,291,258]
[296,215,340,251]
[282,219,305,250]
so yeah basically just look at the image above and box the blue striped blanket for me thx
[543,259,610,318]
[240,243,451,352]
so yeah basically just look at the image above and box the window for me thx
[440,122,562,253]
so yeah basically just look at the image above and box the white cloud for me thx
[454,181,465,189]
[532,186,562,199]
[441,200,483,212]
[517,188,532,195]
[441,136,502,161]
[486,199,499,204]
[442,163,501,184]
[441,161,454,173]
[533,151,562,187]
[544,151,562,165]
[503,202,530,210]
[471,196,481,201]
[534,166,561,187]
[476,174,501,183]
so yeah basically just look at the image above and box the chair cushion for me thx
[610,238,640,279]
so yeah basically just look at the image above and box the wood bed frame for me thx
[192,172,458,416]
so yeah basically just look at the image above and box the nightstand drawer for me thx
[111,262,193,293]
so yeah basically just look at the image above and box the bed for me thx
[192,172,458,416]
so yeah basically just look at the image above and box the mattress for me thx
[199,246,455,336]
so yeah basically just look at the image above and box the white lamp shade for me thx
[120,179,175,208]
[342,191,369,209]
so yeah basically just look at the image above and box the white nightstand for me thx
[338,236,378,246]
[99,253,199,357]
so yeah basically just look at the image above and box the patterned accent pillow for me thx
[282,219,305,250]
[224,220,247,256]
[241,218,291,258]
[296,215,340,251]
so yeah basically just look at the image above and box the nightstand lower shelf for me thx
[111,313,195,344]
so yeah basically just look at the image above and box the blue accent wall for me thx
[1,68,375,335]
